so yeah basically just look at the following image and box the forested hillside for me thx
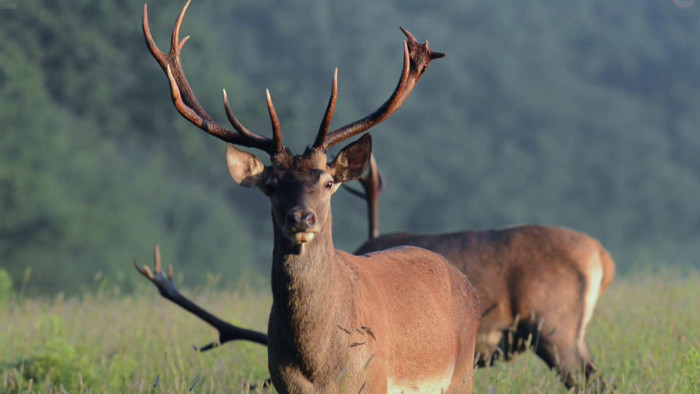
[1,0,698,294]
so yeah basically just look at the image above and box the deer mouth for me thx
[292,231,316,244]
[282,223,319,245]
[283,229,319,254]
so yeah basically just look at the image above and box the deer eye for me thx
[324,180,334,189]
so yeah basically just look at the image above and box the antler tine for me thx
[313,68,338,149]
[368,154,385,196]
[170,0,188,58]
[144,1,277,155]
[321,43,409,151]
[142,4,167,64]
[345,153,385,199]
[133,259,154,280]
[375,163,385,197]
[365,154,383,239]
[222,89,268,143]
[320,27,444,150]
[266,90,283,153]
[154,243,162,273]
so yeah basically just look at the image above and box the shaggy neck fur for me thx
[269,209,353,378]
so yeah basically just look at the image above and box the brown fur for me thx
[355,225,615,389]
[229,137,480,393]
[268,242,479,392]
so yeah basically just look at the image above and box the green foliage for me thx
[0,311,138,390]
[19,337,97,388]
[1,315,97,390]
[1,0,699,294]
[107,354,139,389]
[35,315,66,338]
[682,347,699,393]
[0,0,258,295]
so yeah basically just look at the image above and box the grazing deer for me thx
[348,156,615,389]
[135,1,480,392]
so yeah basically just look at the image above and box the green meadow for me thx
[0,269,697,393]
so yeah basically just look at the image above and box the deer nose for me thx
[286,208,316,229]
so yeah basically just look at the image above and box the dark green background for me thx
[1,0,698,294]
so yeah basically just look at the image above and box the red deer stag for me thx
[135,2,480,392]
[347,156,615,389]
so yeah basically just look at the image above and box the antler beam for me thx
[314,27,445,151]
[143,0,282,155]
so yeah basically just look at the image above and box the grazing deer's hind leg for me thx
[577,253,604,376]
[532,308,591,389]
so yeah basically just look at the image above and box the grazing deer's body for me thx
[351,160,615,389]
[356,226,614,385]
[135,2,480,392]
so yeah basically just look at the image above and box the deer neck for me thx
[269,211,353,363]
[271,209,343,309]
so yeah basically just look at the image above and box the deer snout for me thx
[285,208,316,231]
[284,207,318,245]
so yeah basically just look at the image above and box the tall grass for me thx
[0,269,698,392]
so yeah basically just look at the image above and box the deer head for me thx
[143,0,444,254]
[226,134,372,254]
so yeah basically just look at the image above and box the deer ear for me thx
[226,144,266,188]
[330,134,372,183]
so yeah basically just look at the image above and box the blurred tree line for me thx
[0,0,698,294]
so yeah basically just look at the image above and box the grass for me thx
[0,269,698,393]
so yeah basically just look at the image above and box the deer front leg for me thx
[133,244,268,350]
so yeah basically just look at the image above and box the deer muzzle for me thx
[284,207,318,244]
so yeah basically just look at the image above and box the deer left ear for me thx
[330,134,372,183]
[226,144,267,188]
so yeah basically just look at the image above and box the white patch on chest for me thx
[387,365,454,393]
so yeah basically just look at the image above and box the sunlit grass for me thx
[0,284,271,392]
[1,269,698,392]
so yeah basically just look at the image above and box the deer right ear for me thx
[330,134,372,183]
[226,144,266,188]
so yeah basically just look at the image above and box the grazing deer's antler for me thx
[134,245,268,350]
[343,154,384,239]
[143,0,282,155]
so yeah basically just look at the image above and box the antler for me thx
[134,244,268,350]
[143,1,282,155]
[313,28,445,151]
[343,154,384,239]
